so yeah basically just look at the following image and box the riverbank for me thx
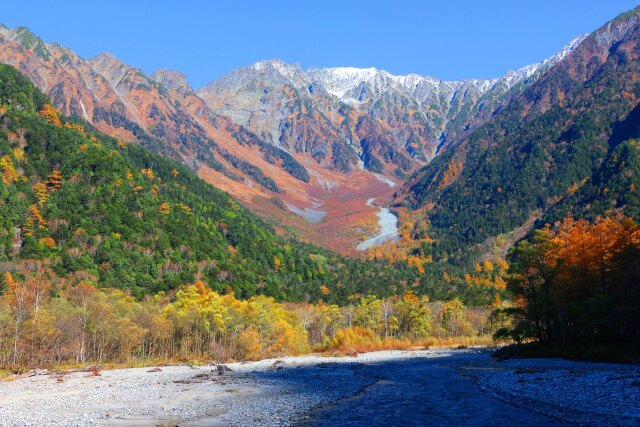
[0,348,638,426]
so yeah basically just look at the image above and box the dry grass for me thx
[1,335,499,380]
[319,327,497,355]
[419,336,497,349]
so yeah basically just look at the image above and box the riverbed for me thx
[0,349,638,426]
[356,198,400,250]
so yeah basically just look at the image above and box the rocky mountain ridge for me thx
[198,34,586,172]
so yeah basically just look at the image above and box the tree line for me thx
[0,272,496,368]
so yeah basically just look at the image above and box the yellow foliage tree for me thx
[0,155,17,185]
[12,147,24,163]
[39,237,56,249]
[33,183,49,206]
[141,168,155,179]
[159,203,170,215]
[46,170,63,191]
[39,104,61,126]
[63,122,86,136]
[23,205,47,236]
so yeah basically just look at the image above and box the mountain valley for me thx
[0,23,588,255]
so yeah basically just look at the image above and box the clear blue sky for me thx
[2,1,638,88]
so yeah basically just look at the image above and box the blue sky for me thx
[1,1,637,88]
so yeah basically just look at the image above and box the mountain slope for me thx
[0,63,329,299]
[0,26,405,253]
[2,63,456,304]
[396,8,640,263]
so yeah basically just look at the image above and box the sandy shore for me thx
[1,348,638,426]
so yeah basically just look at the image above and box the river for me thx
[298,351,569,426]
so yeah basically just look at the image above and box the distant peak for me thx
[150,69,192,93]
[4,26,44,48]
[89,52,135,85]
[0,23,10,39]
[252,58,302,74]
[92,51,118,62]
[243,58,307,87]
[202,31,591,104]
[253,58,289,68]
[13,26,36,35]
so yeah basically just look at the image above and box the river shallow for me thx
[298,351,569,426]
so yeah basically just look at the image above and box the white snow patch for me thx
[285,203,327,223]
[373,173,397,188]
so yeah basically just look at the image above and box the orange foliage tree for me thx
[499,215,640,345]
[39,104,61,126]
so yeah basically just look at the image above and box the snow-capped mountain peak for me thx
[306,66,383,98]
[197,34,589,169]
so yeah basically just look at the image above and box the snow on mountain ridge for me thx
[303,35,588,103]
[201,34,586,107]
[195,34,589,168]
[252,59,308,87]
[486,34,589,89]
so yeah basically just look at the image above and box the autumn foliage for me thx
[0,272,499,368]
[39,103,61,127]
[496,215,640,345]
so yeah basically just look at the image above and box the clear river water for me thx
[297,352,569,426]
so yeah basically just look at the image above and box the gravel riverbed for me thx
[0,348,638,426]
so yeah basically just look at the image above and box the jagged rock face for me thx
[0,22,584,179]
[0,26,113,122]
[197,37,585,174]
[0,28,231,171]
[197,60,355,171]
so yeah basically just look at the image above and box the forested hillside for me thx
[395,9,640,269]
